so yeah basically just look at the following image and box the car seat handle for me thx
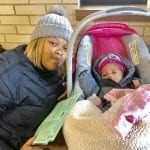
[106,6,147,15]
[66,6,150,97]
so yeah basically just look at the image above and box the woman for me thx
[0,5,73,150]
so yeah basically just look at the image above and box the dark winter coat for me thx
[0,45,64,150]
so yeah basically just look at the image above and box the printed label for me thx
[85,42,90,66]
[129,40,140,65]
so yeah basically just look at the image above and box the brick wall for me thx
[0,0,150,49]
[0,0,78,49]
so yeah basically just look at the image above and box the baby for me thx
[79,53,141,112]
[98,54,126,83]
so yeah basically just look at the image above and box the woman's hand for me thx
[20,137,43,150]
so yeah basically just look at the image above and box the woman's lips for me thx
[53,58,61,66]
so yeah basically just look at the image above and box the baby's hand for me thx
[132,79,141,89]
[87,93,103,108]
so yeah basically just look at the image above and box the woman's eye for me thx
[50,42,57,47]
[63,47,68,52]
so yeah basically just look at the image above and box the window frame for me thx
[80,0,147,6]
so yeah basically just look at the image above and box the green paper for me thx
[32,93,81,145]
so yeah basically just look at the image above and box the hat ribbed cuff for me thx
[31,24,72,42]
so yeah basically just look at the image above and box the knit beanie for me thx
[98,53,126,75]
[31,6,73,42]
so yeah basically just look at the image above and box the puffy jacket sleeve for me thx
[0,79,15,114]
[79,70,99,98]
[4,104,52,129]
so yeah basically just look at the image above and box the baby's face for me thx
[101,63,124,83]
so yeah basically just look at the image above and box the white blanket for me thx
[63,99,150,150]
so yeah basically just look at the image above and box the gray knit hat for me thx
[31,6,73,42]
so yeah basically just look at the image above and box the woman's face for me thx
[41,37,68,71]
